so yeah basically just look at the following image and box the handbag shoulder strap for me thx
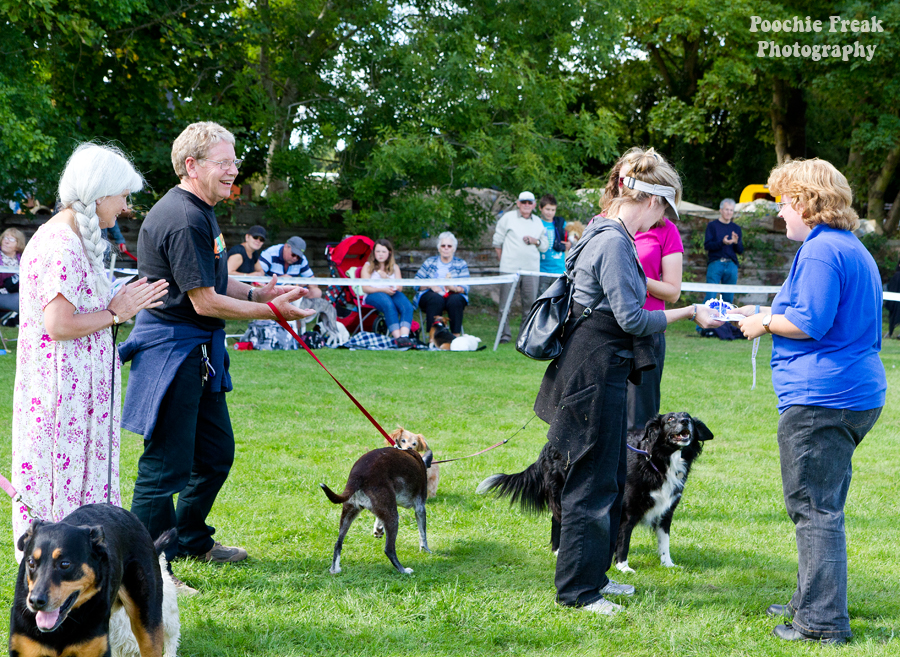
[564,231,605,317]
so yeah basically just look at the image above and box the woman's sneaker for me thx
[581,598,623,615]
[600,579,635,596]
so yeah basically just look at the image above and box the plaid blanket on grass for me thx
[334,332,415,351]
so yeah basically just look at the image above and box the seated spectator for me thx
[360,239,414,346]
[227,224,267,276]
[0,227,26,315]
[414,232,469,335]
[259,235,322,298]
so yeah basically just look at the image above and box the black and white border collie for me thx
[477,412,714,571]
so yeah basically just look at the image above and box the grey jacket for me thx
[566,218,666,337]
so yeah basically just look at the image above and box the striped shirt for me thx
[259,244,313,277]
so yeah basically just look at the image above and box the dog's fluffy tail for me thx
[154,528,178,556]
[476,460,549,514]
[320,483,350,504]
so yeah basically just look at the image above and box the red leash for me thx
[267,302,395,446]
[266,301,527,462]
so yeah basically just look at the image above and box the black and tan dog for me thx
[428,318,455,350]
[477,412,713,570]
[321,447,432,575]
[10,504,170,657]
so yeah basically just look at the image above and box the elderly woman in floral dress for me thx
[11,144,168,558]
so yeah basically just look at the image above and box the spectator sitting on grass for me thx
[227,224,267,276]
[259,235,322,298]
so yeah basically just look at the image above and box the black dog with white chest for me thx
[10,503,170,657]
[477,412,713,571]
[321,447,433,575]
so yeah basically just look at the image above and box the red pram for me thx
[324,235,386,334]
[324,235,421,338]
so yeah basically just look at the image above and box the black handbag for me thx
[516,274,603,361]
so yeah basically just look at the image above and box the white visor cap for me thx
[623,176,679,219]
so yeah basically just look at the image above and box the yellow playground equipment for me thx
[739,184,781,204]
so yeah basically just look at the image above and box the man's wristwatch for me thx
[762,314,773,334]
[105,308,121,326]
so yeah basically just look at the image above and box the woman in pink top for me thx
[629,216,683,430]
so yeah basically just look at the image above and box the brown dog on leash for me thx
[386,427,439,499]
[320,447,433,575]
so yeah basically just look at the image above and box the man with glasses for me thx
[121,122,314,590]
[703,197,743,304]
[492,190,549,343]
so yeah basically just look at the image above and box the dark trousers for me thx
[554,355,630,607]
[777,404,882,639]
[131,346,236,562]
[418,290,467,334]
[626,332,666,432]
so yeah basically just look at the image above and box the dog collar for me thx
[626,443,661,475]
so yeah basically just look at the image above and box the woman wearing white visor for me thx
[534,148,722,615]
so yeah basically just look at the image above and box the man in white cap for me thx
[259,235,322,298]
[492,191,549,343]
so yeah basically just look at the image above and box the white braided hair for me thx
[57,143,144,297]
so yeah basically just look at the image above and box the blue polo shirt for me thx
[770,224,886,413]
[259,243,314,277]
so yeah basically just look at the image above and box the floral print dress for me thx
[11,223,120,549]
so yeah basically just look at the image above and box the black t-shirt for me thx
[226,243,260,274]
[138,186,228,331]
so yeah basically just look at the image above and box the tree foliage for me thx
[2,0,899,237]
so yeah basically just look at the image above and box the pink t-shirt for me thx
[635,218,684,311]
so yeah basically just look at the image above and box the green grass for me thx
[1,310,899,656]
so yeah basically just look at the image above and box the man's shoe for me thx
[499,337,511,344]
[580,598,623,615]
[766,603,793,619]
[600,579,635,597]
[170,573,199,597]
[772,623,847,644]
[198,542,248,563]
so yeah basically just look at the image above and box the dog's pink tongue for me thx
[35,609,59,629]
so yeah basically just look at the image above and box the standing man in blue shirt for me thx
[703,198,742,303]
[537,194,568,295]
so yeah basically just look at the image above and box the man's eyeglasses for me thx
[200,158,243,170]
[519,200,535,205]
[439,244,454,248]
[775,201,791,211]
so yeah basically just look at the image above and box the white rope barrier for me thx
[3,265,898,355]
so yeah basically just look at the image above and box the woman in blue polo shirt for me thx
[736,158,886,645]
